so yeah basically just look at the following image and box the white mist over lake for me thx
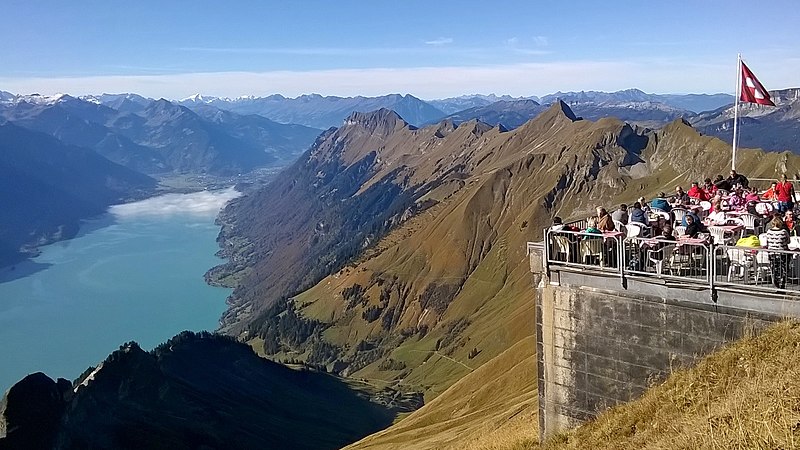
[110,186,241,218]
[0,188,240,394]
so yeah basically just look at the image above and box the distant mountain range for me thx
[178,93,446,130]
[691,88,800,152]
[0,93,322,175]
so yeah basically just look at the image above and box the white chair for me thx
[726,248,752,282]
[647,243,676,275]
[625,223,643,238]
[553,236,573,262]
[708,226,730,245]
[739,213,759,236]
[675,226,687,237]
[613,219,626,233]
[580,239,605,267]
[672,208,687,225]
[753,250,772,285]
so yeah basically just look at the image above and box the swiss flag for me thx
[740,62,775,106]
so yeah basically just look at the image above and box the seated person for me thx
[583,217,602,239]
[550,216,578,233]
[638,196,651,214]
[707,199,727,224]
[650,192,672,212]
[660,224,677,241]
[673,185,690,205]
[702,178,718,198]
[727,188,746,210]
[681,210,701,227]
[785,210,797,235]
[744,189,760,203]
[650,216,668,237]
[611,203,628,224]
[628,202,650,226]
[596,207,615,231]
[762,182,779,201]
[684,214,708,238]
[687,181,709,202]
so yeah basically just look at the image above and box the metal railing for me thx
[543,228,800,298]
[714,245,800,293]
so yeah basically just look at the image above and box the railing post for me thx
[619,236,627,289]
[709,242,718,303]
[543,228,551,280]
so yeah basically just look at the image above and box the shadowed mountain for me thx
[692,87,800,153]
[0,123,155,267]
[0,331,395,450]
[1,94,321,175]
[179,93,447,129]
[429,99,547,130]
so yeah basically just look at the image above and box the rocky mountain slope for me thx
[0,123,155,267]
[692,87,800,153]
[212,100,800,409]
[0,331,396,450]
[179,93,447,129]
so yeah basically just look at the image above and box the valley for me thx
[4,87,800,449]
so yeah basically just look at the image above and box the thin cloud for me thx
[3,59,798,100]
[532,36,549,47]
[424,37,453,46]
[505,37,519,46]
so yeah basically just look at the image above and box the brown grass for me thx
[386,320,800,450]
[345,337,537,450]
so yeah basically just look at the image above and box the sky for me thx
[2,0,799,100]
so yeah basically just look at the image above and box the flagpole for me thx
[731,53,741,170]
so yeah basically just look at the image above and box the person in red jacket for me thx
[775,174,796,213]
[687,181,709,202]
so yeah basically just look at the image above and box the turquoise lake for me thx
[0,188,239,393]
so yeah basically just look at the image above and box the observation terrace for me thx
[528,218,800,440]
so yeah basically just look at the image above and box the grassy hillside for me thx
[345,337,537,450]
[392,321,800,450]
[217,103,800,448]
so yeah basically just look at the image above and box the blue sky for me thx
[2,0,799,99]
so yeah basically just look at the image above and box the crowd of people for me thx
[549,170,800,289]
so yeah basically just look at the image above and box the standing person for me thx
[714,174,732,192]
[776,174,795,213]
[611,204,629,224]
[765,216,791,289]
[596,207,615,232]
[727,170,749,189]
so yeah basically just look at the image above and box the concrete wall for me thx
[531,247,797,441]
